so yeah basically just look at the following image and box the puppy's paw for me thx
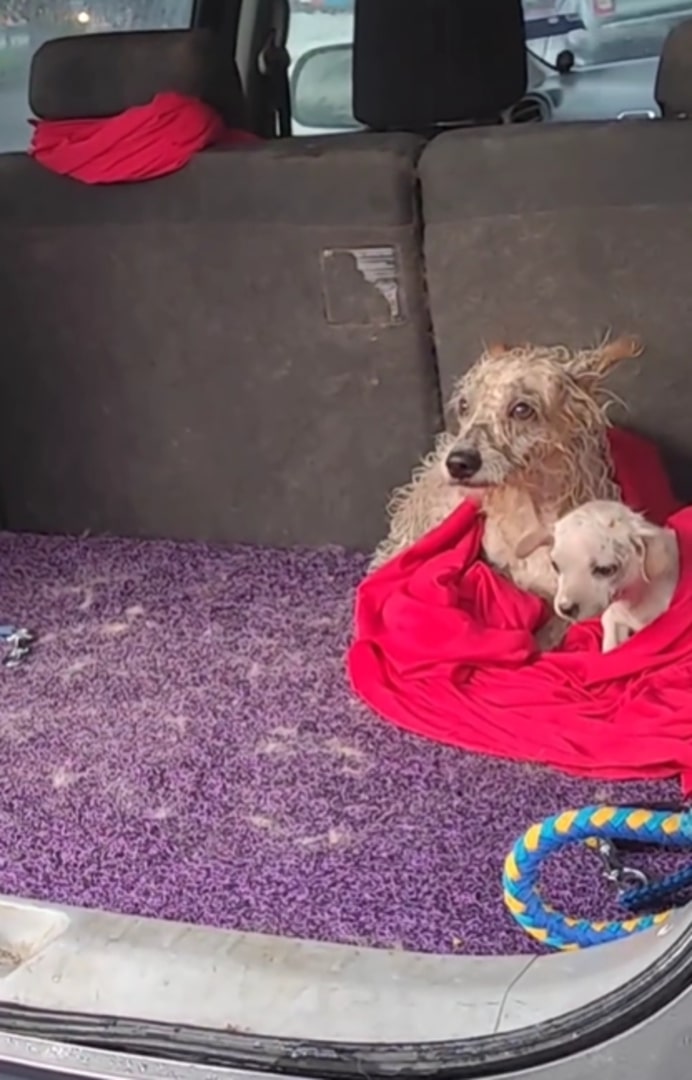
[601,616,631,653]
[601,609,623,652]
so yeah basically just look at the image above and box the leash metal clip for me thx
[590,837,650,892]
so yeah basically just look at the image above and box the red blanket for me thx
[348,428,692,793]
[29,92,260,184]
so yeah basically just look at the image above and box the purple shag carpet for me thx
[0,531,687,956]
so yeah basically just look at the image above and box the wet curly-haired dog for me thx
[371,336,643,647]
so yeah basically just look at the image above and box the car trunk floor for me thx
[0,531,686,956]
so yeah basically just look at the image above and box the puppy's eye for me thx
[592,563,619,579]
[456,397,469,416]
[509,401,536,421]
[550,559,559,573]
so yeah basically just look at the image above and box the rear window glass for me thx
[287,0,692,133]
[0,0,194,153]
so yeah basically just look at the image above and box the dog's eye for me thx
[592,563,619,578]
[456,397,469,416]
[509,401,536,421]
[550,559,559,573]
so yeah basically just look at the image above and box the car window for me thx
[0,0,195,153]
[288,0,692,133]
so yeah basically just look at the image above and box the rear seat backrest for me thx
[1,0,531,552]
[0,30,439,549]
[419,121,692,499]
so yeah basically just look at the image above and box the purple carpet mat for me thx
[0,532,687,956]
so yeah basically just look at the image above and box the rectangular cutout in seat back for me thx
[321,246,405,326]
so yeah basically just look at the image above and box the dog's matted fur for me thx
[371,335,643,607]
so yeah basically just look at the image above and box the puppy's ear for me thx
[631,534,649,583]
[632,525,670,585]
[516,526,552,560]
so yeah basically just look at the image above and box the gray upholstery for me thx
[0,133,440,548]
[419,122,692,498]
[656,19,692,117]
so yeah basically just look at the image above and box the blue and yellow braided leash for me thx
[503,805,692,950]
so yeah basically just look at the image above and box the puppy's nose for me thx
[557,601,580,620]
[446,448,482,481]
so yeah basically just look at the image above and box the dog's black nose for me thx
[557,601,580,620]
[446,449,482,481]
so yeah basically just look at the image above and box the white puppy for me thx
[517,500,679,652]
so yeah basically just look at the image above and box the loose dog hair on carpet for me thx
[370,335,643,630]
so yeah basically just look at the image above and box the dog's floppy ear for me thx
[516,526,553,560]
[631,522,670,585]
[632,533,654,584]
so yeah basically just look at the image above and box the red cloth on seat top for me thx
[347,428,692,794]
[29,91,260,184]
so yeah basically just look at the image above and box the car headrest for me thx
[29,28,246,126]
[352,0,527,130]
[656,20,692,117]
